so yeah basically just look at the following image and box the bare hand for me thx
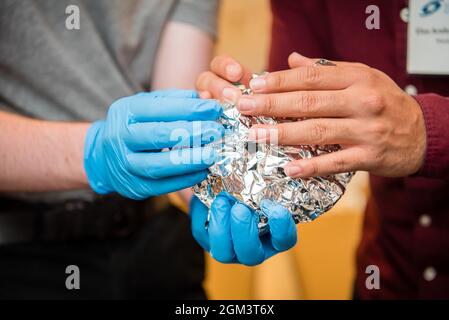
[196,52,427,178]
[242,52,426,178]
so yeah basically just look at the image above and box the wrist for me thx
[84,120,111,194]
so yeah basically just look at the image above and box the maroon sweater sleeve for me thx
[415,94,449,180]
[269,0,332,72]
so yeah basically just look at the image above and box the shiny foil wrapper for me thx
[193,81,354,234]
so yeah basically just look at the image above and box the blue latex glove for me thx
[84,89,224,199]
[190,194,298,266]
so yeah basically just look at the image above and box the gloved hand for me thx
[84,89,224,200]
[190,193,297,266]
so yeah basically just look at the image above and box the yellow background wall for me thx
[204,0,369,300]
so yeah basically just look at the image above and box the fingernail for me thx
[249,77,267,91]
[223,87,239,103]
[284,165,303,177]
[237,97,256,112]
[226,64,241,78]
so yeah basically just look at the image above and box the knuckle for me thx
[331,156,348,173]
[364,146,384,169]
[152,123,171,146]
[211,250,234,264]
[211,81,226,99]
[363,67,383,84]
[310,122,328,144]
[335,92,347,110]
[328,92,340,107]
[276,124,287,142]
[296,92,317,115]
[368,122,390,141]
[356,68,374,85]
[309,159,320,176]
[363,92,385,114]
[271,72,287,90]
[264,95,277,115]
[303,66,321,86]
[242,255,264,267]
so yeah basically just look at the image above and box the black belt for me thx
[0,195,166,245]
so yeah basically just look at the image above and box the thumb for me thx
[288,52,315,69]
[261,200,297,252]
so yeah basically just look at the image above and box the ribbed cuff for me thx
[414,94,449,180]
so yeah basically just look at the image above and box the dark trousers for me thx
[0,203,205,300]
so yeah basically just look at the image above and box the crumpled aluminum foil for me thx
[193,80,354,234]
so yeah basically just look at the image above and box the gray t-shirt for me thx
[0,0,218,202]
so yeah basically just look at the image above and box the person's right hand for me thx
[196,55,252,102]
[84,89,224,200]
[190,193,297,266]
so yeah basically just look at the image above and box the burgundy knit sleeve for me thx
[414,93,449,180]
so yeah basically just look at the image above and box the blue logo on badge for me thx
[420,0,443,16]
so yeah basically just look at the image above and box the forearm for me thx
[152,21,215,205]
[151,22,213,90]
[0,111,89,192]
[415,94,449,180]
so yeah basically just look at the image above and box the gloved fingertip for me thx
[211,195,230,216]
[210,248,235,264]
[200,146,218,166]
[266,204,298,252]
[273,232,297,252]
[241,254,265,267]
[212,122,225,137]
[199,100,224,119]
[263,202,290,221]
[184,169,209,187]
[231,203,253,224]
[201,122,225,145]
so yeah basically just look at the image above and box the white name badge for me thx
[407,0,449,75]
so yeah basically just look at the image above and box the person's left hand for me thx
[190,194,297,266]
[243,52,427,178]
[199,52,427,178]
